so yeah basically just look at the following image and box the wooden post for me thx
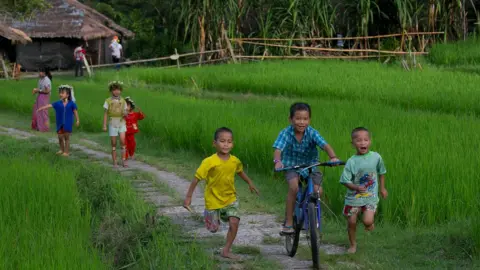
[98,39,102,65]
[175,48,180,69]
[377,37,380,60]
[0,55,9,80]
[222,27,237,63]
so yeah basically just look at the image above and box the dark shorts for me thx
[112,56,120,63]
[285,170,323,185]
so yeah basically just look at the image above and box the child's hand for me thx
[274,161,284,170]
[356,185,367,193]
[329,157,340,163]
[380,188,388,199]
[76,121,80,127]
[249,184,260,195]
[103,125,107,132]
[32,88,38,95]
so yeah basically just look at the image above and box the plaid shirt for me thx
[273,126,328,173]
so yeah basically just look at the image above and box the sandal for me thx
[280,225,294,236]
[56,151,63,155]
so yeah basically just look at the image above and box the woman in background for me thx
[31,68,52,132]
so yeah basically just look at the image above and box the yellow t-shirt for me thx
[195,153,243,210]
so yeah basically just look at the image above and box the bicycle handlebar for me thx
[274,161,346,172]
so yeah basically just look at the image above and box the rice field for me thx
[0,136,214,269]
[97,60,480,115]
[428,37,480,66]
[2,67,479,230]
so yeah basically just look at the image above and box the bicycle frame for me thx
[295,167,321,231]
[276,161,345,231]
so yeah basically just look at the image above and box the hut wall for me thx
[16,38,79,70]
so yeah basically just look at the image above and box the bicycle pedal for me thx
[279,231,295,236]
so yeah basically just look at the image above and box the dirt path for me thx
[0,126,347,270]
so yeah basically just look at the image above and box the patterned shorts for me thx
[204,201,240,233]
[343,204,377,217]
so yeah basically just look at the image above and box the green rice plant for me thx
[97,60,480,116]
[0,136,215,269]
[429,36,480,65]
[1,76,479,234]
[0,137,106,270]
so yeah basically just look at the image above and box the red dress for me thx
[124,111,145,158]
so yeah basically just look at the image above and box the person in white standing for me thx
[109,37,123,71]
[73,44,86,77]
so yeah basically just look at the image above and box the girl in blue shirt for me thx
[38,85,80,156]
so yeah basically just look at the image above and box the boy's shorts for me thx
[204,201,240,233]
[108,120,127,137]
[343,204,377,217]
[285,171,323,185]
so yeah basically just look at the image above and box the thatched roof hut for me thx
[0,0,134,69]
[0,23,32,44]
[0,0,134,40]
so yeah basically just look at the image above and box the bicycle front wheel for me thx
[308,202,319,269]
[285,214,301,257]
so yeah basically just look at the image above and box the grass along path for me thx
[0,125,338,270]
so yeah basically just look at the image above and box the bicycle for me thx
[275,160,345,269]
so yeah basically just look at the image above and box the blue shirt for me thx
[52,100,78,132]
[273,125,328,172]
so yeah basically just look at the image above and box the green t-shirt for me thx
[340,151,387,207]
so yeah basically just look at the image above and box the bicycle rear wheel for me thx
[285,214,301,257]
[308,202,319,269]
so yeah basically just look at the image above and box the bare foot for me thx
[56,151,63,155]
[122,160,128,168]
[61,153,70,157]
[113,163,118,168]
[347,246,357,254]
[220,251,240,260]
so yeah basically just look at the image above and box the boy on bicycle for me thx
[340,127,388,253]
[273,102,339,234]
[184,127,259,259]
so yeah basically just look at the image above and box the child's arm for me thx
[74,109,80,127]
[183,178,200,207]
[340,160,365,192]
[37,104,52,112]
[323,144,339,162]
[379,175,387,199]
[342,183,367,193]
[103,110,108,131]
[136,110,145,120]
[237,171,259,195]
[273,149,283,169]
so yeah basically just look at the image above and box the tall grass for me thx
[0,136,215,269]
[0,137,106,270]
[429,37,480,66]
[97,60,480,115]
[1,78,479,233]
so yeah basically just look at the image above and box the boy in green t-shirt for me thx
[340,127,388,254]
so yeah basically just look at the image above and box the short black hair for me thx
[108,81,123,92]
[351,127,370,139]
[214,127,233,141]
[289,102,311,118]
[58,85,73,101]
[125,97,135,109]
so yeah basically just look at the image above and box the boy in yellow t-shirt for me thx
[184,127,259,259]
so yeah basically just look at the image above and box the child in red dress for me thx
[124,97,145,160]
